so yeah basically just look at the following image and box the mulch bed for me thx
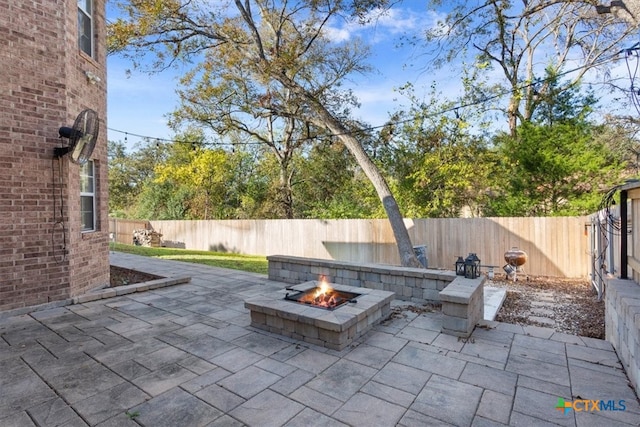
[109,265,162,287]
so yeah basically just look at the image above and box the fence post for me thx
[620,189,628,279]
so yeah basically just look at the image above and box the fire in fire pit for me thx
[284,280,360,310]
[245,281,395,350]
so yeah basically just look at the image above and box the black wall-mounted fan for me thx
[55,109,99,165]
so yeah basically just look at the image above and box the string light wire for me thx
[107,45,630,148]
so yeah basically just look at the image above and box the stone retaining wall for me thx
[267,255,455,303]
[605,278,640,394]
[268,255,486,338]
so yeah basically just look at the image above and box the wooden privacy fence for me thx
[109,217,591,277]
[108,218,151,245]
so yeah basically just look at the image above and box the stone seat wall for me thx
[267,255,485,337]
[267,255,455,303]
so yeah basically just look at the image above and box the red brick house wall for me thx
[0,0,109,311]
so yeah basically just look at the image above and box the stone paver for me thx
[284,407,349,427]
[195,383,246,412]
[333,392,406,426]
[411,374,483,426]
[513,386,576,427]
[372,361,432,395]
[0,252,638,427]
[230,389,305,427]
[476,389,512,424]
[73,382,149,425]
[131,387,222,427]
[289,385,344,415]
[459,362,518,396]
[306,359,377,402]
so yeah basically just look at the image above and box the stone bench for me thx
[267,255,455,303]
[439,276,486,337]
[267,255,486,338]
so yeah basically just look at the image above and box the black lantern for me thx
[464,253,481,279]
[455,256,465,276]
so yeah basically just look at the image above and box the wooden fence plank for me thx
[109,216,590,277]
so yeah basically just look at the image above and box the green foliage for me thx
[154,147,230,219]
[125,411,140,420]
[530,68,597,126]
[488,121,623,216]
[108,139,169,216]
[134,180,192,220]
[375,83,497,218]
[294,141,380,218]
[108,71,631,221]
[105,2,635,221]
[486,74,626,216]
[107,140,132,215]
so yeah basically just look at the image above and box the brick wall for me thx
[0,0,109,311]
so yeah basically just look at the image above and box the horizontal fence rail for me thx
[109,217,590,278]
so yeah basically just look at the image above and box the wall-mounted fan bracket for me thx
[54,146,71,157]
[54,110,99,165]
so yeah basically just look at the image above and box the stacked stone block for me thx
[267,255,455,304]
[439,276,486,337]
[245,281,395,351]
[605,278,640,395]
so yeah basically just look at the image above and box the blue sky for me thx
[106,2,633,146]
[106,3,456,145]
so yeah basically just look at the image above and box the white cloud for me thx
[322,6,440,44]
[365,7,419,34]
[323,26,352,42]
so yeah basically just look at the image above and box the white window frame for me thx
[80,161,96,232]
[78,0,93,57]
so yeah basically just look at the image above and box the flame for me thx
[316,278,332,296]
[298,278,338,308]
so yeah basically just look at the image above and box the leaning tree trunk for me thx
[304,101,422,268]
[278,167,294,219]
[342,135,423,268]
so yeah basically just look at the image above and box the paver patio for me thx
[0,252,638,426]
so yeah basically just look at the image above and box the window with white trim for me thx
[80,161,96,232]
[78,0,93,57]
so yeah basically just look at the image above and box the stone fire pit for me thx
[245,281,395,350]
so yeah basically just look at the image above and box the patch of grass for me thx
[111,243,268,274]
[125,411,140,420]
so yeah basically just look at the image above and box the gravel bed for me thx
[490,274,604,339]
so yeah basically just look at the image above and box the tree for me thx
[593,115,640,176]
[424,0,635,135]
[107,140,134,216]
[154,146,231,219]
[489,121,623,215]
[295,140,381,218]
[594,0,640,25]
[488,75,625,216]
[375,81,497,217]
[169,55,323,218]
[108,0,422,267]
[134,181,190,219]
[107,139,169,216]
